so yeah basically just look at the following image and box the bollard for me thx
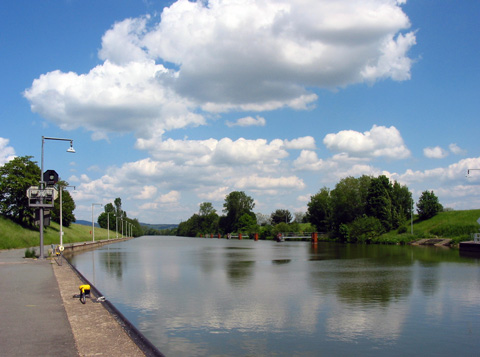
[239,233,242,240]
[311,232,318,244]
[254,233,258,241]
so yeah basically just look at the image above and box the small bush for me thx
[24,248,36,258]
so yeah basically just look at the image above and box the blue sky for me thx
[1,0,479,224]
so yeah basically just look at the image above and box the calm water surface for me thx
[70,236,480,356]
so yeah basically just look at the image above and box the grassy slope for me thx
[378,209,480,244]
[0,215,118,250]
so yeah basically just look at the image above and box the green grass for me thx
[378,209,480,245]
[0,215,120,250]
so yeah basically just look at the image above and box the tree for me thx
[0,156,40,226]
[366,175,393,231]
[330,176,371,232]
[391,181,413,228]
[417,191,443,220]
[222,191,255,232]
[307,187,332,232]
[198,202,219,234]
[51,182,76,227]
[98,203,117,231]
[270,209,292,225]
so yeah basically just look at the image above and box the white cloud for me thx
[423,146,448,159]
[449,143,466,155]
[284,136,316,150]
[156,190,181,204]
[0,138,16,165]
[24,0,415,140]
[226,115,266,127]
[323,125,410,159]
[24,60,205,141]
[134,185,158,199]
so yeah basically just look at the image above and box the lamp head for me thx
[67,141,75,153]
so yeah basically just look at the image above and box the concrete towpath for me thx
[0,247,148,356]
[0,248,78,356]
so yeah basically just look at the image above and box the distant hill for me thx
[140,222,178,231]
[76,219,100,228]
[76,220,177,231]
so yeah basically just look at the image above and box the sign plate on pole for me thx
[477,217,480,225]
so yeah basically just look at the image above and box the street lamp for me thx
[91,203,102,242]
[39,136,75,259]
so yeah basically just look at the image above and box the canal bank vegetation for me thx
[0,214,116,250]
[173,175,479,245]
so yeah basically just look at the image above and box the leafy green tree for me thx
[366,175,393,231]
[307,187,332,232]
[98,203,117,231]
[237,213,258,233]
[417,190,443,220]
[270,209,292,225]
[177,214,202,237]
[222,191,255,232]
[391,181,413,228]
[330,176,371,232]
[0,156,40,226]
[51,182,76,227]
[349,215,385,243]
[198,202,219,234]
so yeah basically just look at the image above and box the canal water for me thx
[69,236,480,356]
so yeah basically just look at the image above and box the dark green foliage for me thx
[366,175,393,231]
[270,209,292,225]
[417,190,443,220]
[24,247,36,258]
[306,187,331,232]
[222,191,255,232]
[306,175,415,239]
[348,216,385,243]
[51,183,76,227]
[0,156,41,226]
[330,175,371,234]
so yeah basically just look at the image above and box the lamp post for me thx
[91,203,102,242]
[107,212,114,240]
[39,136,75,259]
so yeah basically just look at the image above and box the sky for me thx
[1,0,479,225]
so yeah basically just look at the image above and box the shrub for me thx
[24,248,36,258]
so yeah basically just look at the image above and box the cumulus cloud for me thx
[0,138,16,165]
[423,146,448,159]
[226,115,266,127]
[284,136,316,150]
[24,0,415,141]
[24,60,205,141]
[449,143,466,155]
[137,136,289,168]
[323,125,410,159]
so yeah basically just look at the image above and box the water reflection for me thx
[69,237,480,356]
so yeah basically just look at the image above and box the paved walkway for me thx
[0,248,78,356]
[0,247,146,357]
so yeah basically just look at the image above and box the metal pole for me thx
[39,136,75,258]
[107,212,110,240]
[39,137,45,259]
[59,186,63,246]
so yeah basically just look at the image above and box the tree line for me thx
[175,175,443,241]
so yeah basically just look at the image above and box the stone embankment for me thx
[410,238,452,246]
